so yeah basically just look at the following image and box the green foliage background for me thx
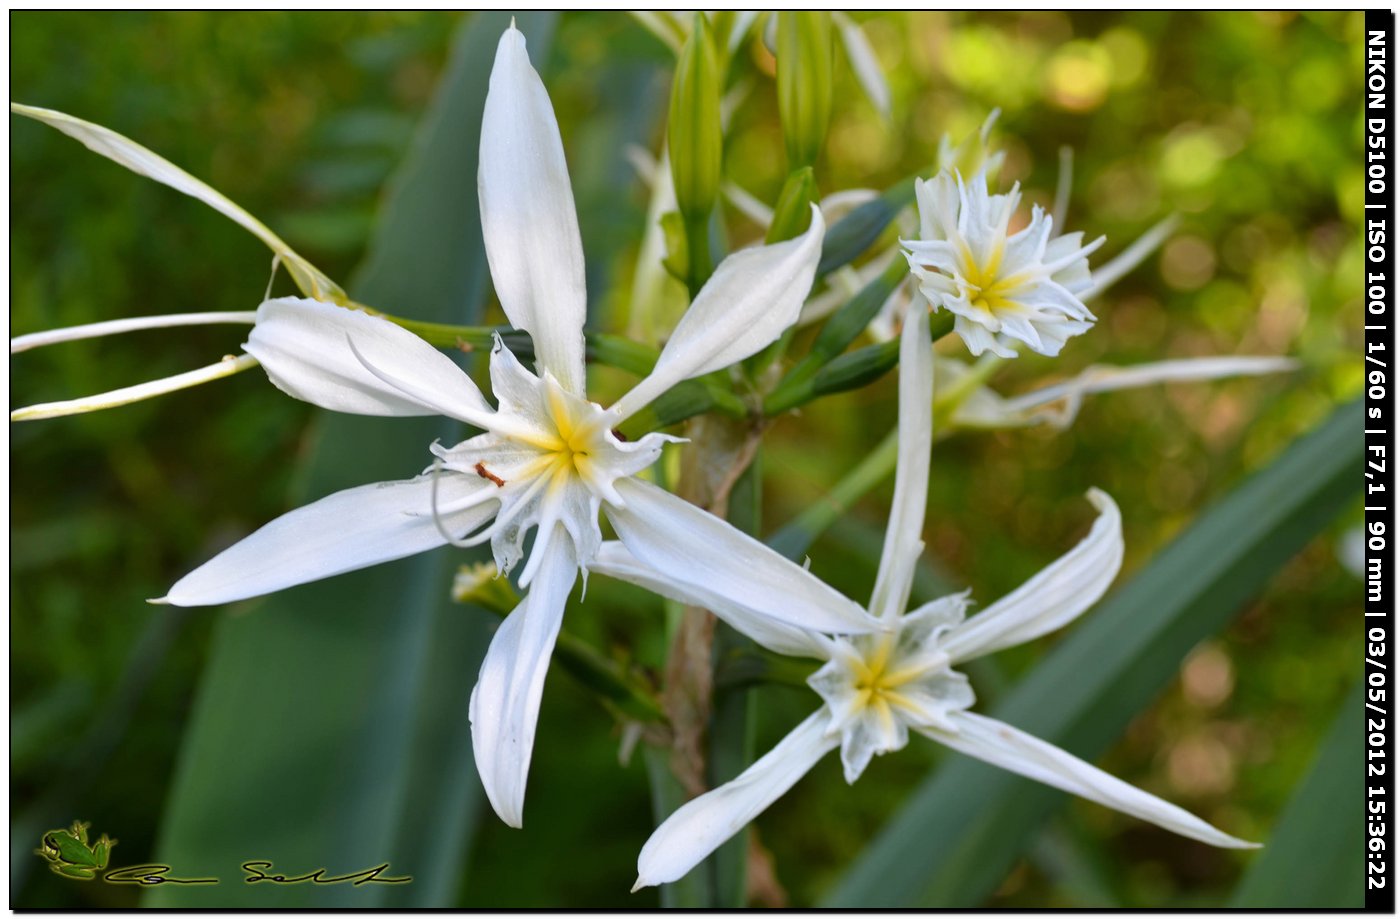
[10,10,1363,908]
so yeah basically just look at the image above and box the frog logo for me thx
[36,821,115,881]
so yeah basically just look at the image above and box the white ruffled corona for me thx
[593,308,1257,891]
[903,169,1104,358]
[154,24,879,831]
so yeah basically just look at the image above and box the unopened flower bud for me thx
[667,13,722,223]
[777,12,834,170]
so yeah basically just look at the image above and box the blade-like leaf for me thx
[1229,680,1363,908]
[823,397,1362,907]
[146,12,558,907]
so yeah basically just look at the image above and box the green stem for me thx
[766,425,898,561]
[684,212,715,299]
[766,342,1005,559]
[931,351,1006,427]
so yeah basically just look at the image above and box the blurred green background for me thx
[10,10,1363,908]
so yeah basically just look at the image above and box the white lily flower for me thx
[156,24,879,830]
[593,308,1255,890]
[903,169,1106,359]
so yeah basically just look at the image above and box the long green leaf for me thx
[147,12,557,907]
[1229,680,1363,908]
[823,397,1362,907]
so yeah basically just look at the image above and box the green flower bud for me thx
[452,562,520,616]
[777,12,834,170]
[667,13,722,223]
[765,167,817,244]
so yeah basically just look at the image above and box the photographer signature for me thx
[100,861,411,887]
[39,821,412,888]
[97,861,411,887]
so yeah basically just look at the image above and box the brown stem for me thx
[658,414,768,798]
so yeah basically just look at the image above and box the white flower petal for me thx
[723,180,774,227]
[12,353,260,423]
[634,710,838,890]
[724,10,761,54]
[1082,214,1180,301]
[479,25,588,395]
[838,700,909,783]
[868,304,933,622]
[940,489,1122,664]
[470,527,578,828]
[161,472,496,607]
[629,11,684,54]
[11,311,257,354]
[833,12,891,119]
[611,208,825,421]
[590,541,825,659]
[606,477,881,638]
[953,316,1014,359]
[929,711,1258,849]
[245,297,496,426]
[1002,356,1302,425]
[11,103,343,303]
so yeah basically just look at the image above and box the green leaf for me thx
[1229,679,1364,908]
[146,12,558,907]
[823,397,1362,907]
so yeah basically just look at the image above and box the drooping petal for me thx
[1001,356,1302,427]
[868,303,933,622]
[939,489,1122,664]
[245,298,495,427]
[590,542,825,659]
[11,311,257,354]
[478,25,588,395]
[833,12,891,119]
[629,11,685,54]
[606,477,880,637]
[634,710,839,890]
[11,103,344,304]
[12,353,260,423]
[160,472,497,607]
[610,208,825,421]
[928,711,1258,849]
[469,527,578,828]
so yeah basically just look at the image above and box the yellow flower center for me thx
[958,240,1030,318]
[848,637,927,720]
[543,384,597,477]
